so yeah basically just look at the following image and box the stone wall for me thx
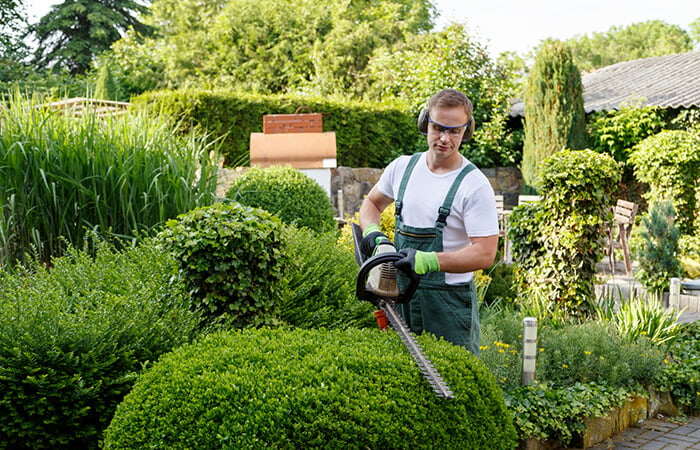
[330,166,523,219]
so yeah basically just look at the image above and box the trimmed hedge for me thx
[104,328,517,449]
[132,89,423,168]
[0,238,201,449]
[226,165,336,233]
[157,202,287,329]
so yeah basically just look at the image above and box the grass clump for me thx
[0,94,217,267]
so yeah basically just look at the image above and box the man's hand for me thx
[394,248,440,276]
[360,223,391,258]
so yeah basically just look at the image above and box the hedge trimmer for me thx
[352,223,455,399]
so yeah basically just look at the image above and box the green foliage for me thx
[483,262,517,306]
[588,103,667,163]
[125,0,434,96]
[629,130,700,235]
[133,88,420,167]
[536,321,663,388]
[611,297,684,349]
[0,94,217,268]
[31,0,155,74]
[366,23,520,167]
[510,149,621,320]
[226,166,336,233]
[630,201,683,297]
[564,20,693,72]
[278,226,376,329]
[157,202,288,329]
[521,41,587,190]
[103,328,517,449]
[0,237,201,448]
[94,63,120,101]
[656,321,700,412]
[506,382,631,445]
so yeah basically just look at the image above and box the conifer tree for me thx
[521,41,587,191]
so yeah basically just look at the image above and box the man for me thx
[358,88,499,355]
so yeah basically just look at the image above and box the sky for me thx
[25,0,700,57]
[433,0,699,56]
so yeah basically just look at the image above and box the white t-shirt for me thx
[376,152,499,284]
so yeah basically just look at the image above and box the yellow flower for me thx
[539,348,544,352]
[584,351,591,356]
[562,364,569,369]
[599,356,605,360]
[480,345,489,351]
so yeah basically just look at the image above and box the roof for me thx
[510,51,700,117]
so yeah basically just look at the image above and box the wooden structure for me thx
[42,98,131,117]
[606,199,638,276]
[518,195,541,205]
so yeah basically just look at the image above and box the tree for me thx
[32,0,154,74]
[108,0,435,95]
[521,40,586,191]
[690,17,700,50]
[564,20,692,72]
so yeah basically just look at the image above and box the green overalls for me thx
[395,153,480,355]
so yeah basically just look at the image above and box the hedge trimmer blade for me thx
[379,300,455,399]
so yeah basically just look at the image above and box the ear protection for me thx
[417,107,475,143]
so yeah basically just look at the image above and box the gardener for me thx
[358,88,499,355]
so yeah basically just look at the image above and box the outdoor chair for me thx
[605,199,638,276]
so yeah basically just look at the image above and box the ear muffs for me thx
[417,107,475,143]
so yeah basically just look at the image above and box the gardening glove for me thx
[360,223,391,259]
[394,248,440,276]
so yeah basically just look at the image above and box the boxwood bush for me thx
[279,225,376,329]
[0,238,201,449]
[226,165,336,233]
[157,202,287,329]
[104,328,517,449]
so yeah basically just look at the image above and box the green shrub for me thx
[0,238,201,449]
[630,200,683,298]
[133,89,420,168]
[509,149,620,320]
[629,130,700,235]
[484,262,516,306]
[506,381,630,446]
[0,94,217,267]
[279,226,376,329]
[479,309,525,391]
[157,202,287,329]
[536,321,663,388]
[104,328,517,449]
[656,321,700,413]
[227,165,336,233]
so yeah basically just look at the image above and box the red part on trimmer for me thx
[374,310,388,330]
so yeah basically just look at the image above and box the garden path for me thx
[586,414,700,449]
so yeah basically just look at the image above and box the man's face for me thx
[426,106,469,160]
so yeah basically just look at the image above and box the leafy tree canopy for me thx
[122,0,436,96]
[32,0,155,74]
[563,20,693,72]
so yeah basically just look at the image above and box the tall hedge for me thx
[133,89,423,168]
[104,328,517,449]
[509,149,620,320]
[521,41,587,191]
[628,130,700,236]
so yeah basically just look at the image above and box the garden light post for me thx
[669,278,680,309]
[522,317,538,385]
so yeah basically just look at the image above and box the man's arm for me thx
[435,235,499,273]
[358,185,394,231]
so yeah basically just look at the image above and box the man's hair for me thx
[428,89,473,118]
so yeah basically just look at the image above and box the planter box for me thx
[519,391,679,449]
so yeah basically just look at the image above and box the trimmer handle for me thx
[355,252,420,306]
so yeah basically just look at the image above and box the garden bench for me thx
[605,199,638,276]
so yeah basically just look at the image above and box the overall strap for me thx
[395,152,423,220]
[436,163,477,228]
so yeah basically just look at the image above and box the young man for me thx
[358,88,499,355]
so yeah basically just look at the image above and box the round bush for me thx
[104,328,517,449]
[157,202,287,328]
[226,165,336,233]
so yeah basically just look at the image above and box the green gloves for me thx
[395,248,440,275]
[360,223,390,258]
